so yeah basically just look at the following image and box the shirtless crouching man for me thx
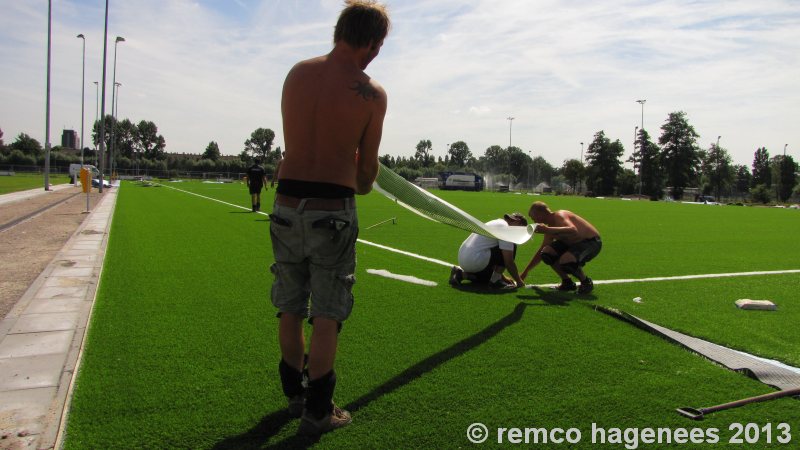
[270,0,389,436]
[521,201,602,294]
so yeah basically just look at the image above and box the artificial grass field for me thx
[0,172,70,194]
[64,180,799,449]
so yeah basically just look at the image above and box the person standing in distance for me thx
[270,0,389,436]
[245,158,268,212]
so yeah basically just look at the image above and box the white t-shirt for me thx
[457,219,515,273]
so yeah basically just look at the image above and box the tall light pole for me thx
[636,99,646,131]
[507,116,515,147]
[44,0,52,190]
[93,81,99,165]
[112,82,121,177]
[580,142,584,194]
[98,0,110,193]
[634,126,639,195]
[716,135,722,201]
[785,143,788,157]
[77,34,86,166]
[110,36,125,181]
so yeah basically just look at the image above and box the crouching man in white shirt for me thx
[449,212,527,290]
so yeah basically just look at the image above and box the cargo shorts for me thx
[269,200,358,323]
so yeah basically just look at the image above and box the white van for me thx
[69,164,99,178]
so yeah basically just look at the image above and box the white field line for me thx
[366,269,438,286]
[357,239,453,267]
[589,270,800,285]
[153,182,800,285]
[155,181,269,216]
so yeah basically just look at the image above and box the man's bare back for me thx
[280,48,387,194]
[548,210,600,245]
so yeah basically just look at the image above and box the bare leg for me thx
[558,253,586,282]
[279,312,306,371]
[307,317,339,380]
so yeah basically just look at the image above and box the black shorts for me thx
[550,237,602,266]
[249,183,263,194]
[474,245,517,283]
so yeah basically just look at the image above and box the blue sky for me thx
[1,0,798,167]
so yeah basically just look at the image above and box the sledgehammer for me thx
[676,387,800,420]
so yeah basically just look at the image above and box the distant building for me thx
[61,129,80,149]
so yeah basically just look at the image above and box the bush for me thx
[393,166,423,181]
[7,149,37,166]
[750,184,771,204]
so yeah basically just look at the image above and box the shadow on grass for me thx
[213,302,531,449]
[516,286,597,305]
[450,282,522,295]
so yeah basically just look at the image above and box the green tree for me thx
[0,127,4,151]
[116,119,137,159]
[585,130,624,196]
[136,120,167,160]
[244,128,276,162]
[447,141,471,168]
[629,128,662,198]
[531,155,555,185]
[92,115,116,152]
[10,133,43,155]
[773,155,798,203]
[414,139,434,167]
[561,159,585,192]
[659,111,700,200]
[700,142,733,201]
[751,147,771,187]
[733,165,751,198]
[506,146,529,183]
[479,145,507,174]
[203,141,221,161]
[750,184,771,204]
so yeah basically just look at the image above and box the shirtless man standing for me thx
[270,0,389,436]
[521,201,602,294]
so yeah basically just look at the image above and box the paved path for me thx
[0,185,117,449]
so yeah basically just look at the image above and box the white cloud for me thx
[1,0,798,166]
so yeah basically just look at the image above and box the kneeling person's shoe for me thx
[297,404,352,436]
[577,277,594,294]
[449,266,464,285]
[553,278,577,291]
[489,280,517,290]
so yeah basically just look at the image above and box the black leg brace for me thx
[305,370,337,419]
[278,359,305,398]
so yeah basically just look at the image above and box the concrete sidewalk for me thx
[0,186,117,449]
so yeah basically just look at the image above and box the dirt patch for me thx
[0,186,105,319]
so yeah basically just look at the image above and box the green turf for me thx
[0,172,70,194]
[63,181,800,449]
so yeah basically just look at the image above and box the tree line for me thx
[0,117,282,177]
[1,110,797,202]
[379,111,798,203]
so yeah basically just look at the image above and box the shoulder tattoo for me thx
[350,81,380,101]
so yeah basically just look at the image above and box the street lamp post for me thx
[716,135,722,201]
[98,0,111,193]
[579,142,584,194]
[93,81,99,165]
[110,36,125,182]
[45,0,53,190]
[112,82,121,177]
[506,116,514,185]
[636,99,646,131]
[634,126,639,195]
[77,34,86,166]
